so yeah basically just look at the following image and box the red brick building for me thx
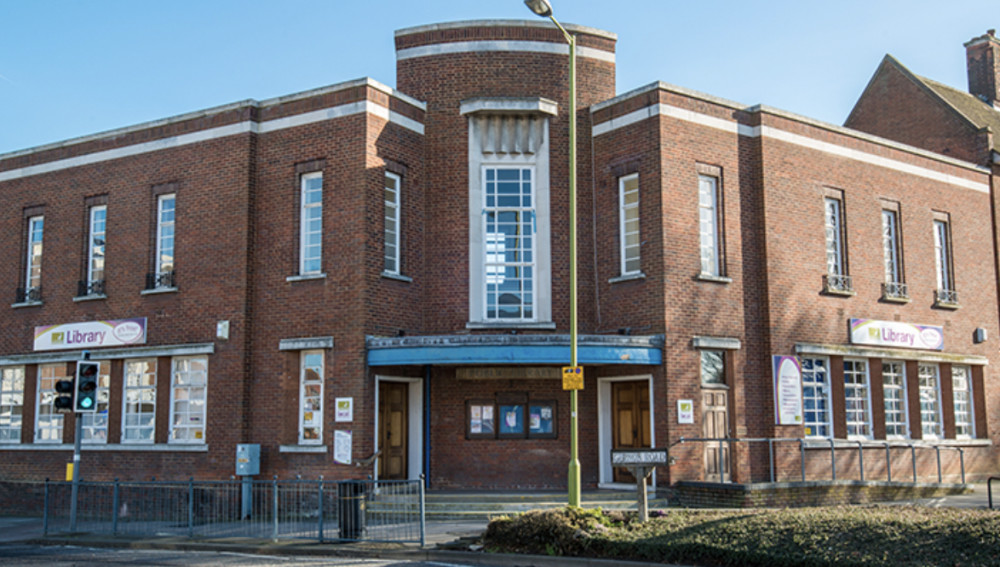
[0,20,996,492]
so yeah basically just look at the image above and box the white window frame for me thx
[824,197,845,276]
[122,359,157,443]
[169,356,208,444]
[384,171,402,275]
[35,363,66,444]
[698,174,721,277]
[87,205,107,287]
[155,194,175,284]
[25,215,44,294]
[299,172,323,276]
[619,173,640,276]
[918,363,943,439]
[882,360,908,439]
[881,209,901,285]
[482,165,536,322]
[801,357,832,438]
[843,359,871,440]
[0,367,25,444]
[933,218,953,293]
[952,365,974,439]
[80,362,111,444]
[299,350,324,444]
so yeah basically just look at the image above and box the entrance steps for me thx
[420,490,672,521]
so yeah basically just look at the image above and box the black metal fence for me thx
[43,477,425,545]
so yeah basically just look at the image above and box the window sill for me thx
[466,321,557,330]
[280,444,328,454]
[880,294,911,304]
[801,438,992,449]
[141,287,178,296]
[74,294,108,303]
[697,273,732,284]
[0,443,208,452]
[11,300,43,309]
[286,273,326,283]
[381,271,413,283]
[821,287,856,297]
[609,272,646,284]
[933,300,960,310]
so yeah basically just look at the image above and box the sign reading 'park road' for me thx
[611,448,669,467]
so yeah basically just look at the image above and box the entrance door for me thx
[612,380,651,483]
[702,389,730,482]
[378,381,408,480]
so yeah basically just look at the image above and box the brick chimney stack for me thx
[966,29,1000,107]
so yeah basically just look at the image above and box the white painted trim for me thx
[597,375,656,489]
[396,40,615,64]
[460,97,559,116]
[373,375,424,482]
[592,102,990,193]
[0,102,423,183]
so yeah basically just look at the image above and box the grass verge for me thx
[482,506,1000,566]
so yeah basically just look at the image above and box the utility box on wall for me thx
[236,443,260,476]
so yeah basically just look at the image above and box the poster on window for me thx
[334,430,352,465]
[773,355,803,425]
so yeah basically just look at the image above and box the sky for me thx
[0,0,992,155]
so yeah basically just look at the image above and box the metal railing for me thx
[823,274,853,293]
[881,281,908,300]
[934,288,959,306]
[15,286,42,303]
[43,476,425,545]
[676,437,966,485]
[77,279,106,297]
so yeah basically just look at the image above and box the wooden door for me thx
[612,380,651,483]
[702,389,730,482]
[378,381,408,480]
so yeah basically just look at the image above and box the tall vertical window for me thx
[22,215,44,302]
[843,359,871,439]
[0,367,25,443]
[933,217,956,305]
[152,194,176,289]
[698,174,722,277]
[823,194,851,292]
[35,363,68,443]
[882,361,908,438]
[85,205,107,296]
[801,357,831,438]
[484,167,535,321]
[881,208,906,299]
[918,363,942,439]
[80,362,110,443]
[619,173,640,275]
[170,357,207,443]
[299,351,324,444]
[384,172,402,275]
[299,172,323,275]
[952,365,974,439]
[123,360,156,443]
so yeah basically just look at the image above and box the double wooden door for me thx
[611,380,651,483]
[378,381,408,480]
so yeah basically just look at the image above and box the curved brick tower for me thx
[394,20,616,333]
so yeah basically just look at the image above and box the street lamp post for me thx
[523,0,581,508]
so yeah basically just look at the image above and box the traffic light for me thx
[75,361,100,412]
[54,378,74,411]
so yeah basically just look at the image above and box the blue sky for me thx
[0,0,990,155]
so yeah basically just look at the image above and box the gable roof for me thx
[884,54,1000,150]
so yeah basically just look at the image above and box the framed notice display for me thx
[498,404,525,438]
[528,401,556,439]
[466,400,496,439]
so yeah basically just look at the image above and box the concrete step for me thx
[368,491,672,521]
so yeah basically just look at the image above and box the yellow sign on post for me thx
[562,366,584,390]
[65,463,74,481]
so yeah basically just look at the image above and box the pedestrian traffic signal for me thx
[75,361,100,412]
[54,378,74,411]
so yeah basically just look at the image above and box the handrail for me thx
[355,449,381,468]
[673,436,968,485]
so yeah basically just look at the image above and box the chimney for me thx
[966,29,1000,107]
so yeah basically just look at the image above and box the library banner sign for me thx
[34,318,147,351]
